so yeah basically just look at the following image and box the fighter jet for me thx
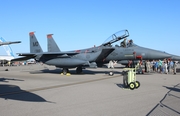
[14,31,129,75]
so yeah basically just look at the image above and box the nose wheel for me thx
[109,71,114,76]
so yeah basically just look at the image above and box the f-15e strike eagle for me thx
[13,30,129,75]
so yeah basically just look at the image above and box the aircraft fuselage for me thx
[96,45,172,65]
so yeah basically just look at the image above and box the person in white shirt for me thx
[164,61,168,74]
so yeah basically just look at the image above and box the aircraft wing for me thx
[14,52,80,61]
[11,56,36,62]
[0,41,21,46]
[41,53,78,58]
[17,53,36,56]
[39,52,79,56]
[17,52,79,56]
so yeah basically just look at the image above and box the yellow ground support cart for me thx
[122,68,140,90]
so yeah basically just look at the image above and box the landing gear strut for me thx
[62,68,69,75]
[76,67,82,74]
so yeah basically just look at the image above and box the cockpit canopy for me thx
[102,30,129,46]
[102,30,137,48]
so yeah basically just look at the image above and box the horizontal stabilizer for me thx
[17,52,79,57]
[11,56,36,61]
[40,52,79,56]
[17,53,36,56]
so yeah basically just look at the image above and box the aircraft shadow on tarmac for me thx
[147,83,180,115]
[29,68,122,75]
[0,84,48,102]
[0,78,24,83]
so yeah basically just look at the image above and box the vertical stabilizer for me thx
[47,34,61,52]
[29,32,43,53]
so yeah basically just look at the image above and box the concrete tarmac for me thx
[0,64,180,116]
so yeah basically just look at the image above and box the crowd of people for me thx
[108,59,178,75]
[144,59,178,74]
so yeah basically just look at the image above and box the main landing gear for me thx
[61,67,83,75]
[76,67,82,74]
[62,68,70,75]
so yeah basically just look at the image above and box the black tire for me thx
[135,81,140,89]
[129,82,135,90]
[76,67,82,74]
[62,68,68,75]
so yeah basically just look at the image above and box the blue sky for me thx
[0,0,180,57]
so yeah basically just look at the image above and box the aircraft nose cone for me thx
[148,50,172,60]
